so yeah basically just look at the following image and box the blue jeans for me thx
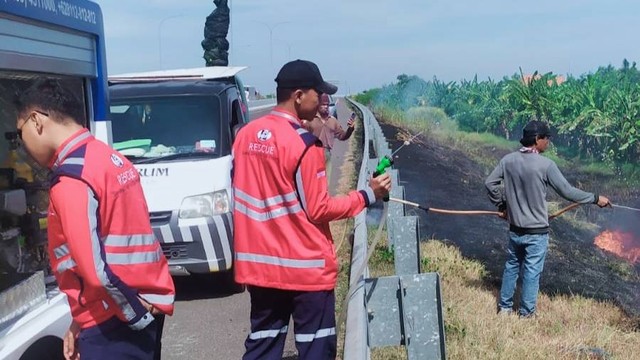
[499,232,549,316]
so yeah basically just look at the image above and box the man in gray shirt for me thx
[485,120,610,318]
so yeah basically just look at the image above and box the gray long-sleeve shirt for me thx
[485,151,596,231]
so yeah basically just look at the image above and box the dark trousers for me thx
[78,314,165,360]
[243,286,337,360]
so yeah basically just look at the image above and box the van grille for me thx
[149,211,172,225]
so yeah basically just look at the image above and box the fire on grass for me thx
[594,230,640,264]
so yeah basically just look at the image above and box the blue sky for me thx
[96,0,640,96]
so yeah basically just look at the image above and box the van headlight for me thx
[179,190,230,219]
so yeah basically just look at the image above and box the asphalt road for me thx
[248,103,274,121]
[161,275,251,359]
[160,100,354,359]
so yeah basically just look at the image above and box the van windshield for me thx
[110,96,224,162]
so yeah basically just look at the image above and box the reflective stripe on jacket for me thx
[48,129,175,330]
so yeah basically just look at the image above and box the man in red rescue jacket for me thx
[232,59,392,360]
[14,79,175,360]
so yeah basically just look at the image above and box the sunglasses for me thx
[17,110,49,140]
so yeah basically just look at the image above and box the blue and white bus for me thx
[0,1,109,359]
[0,0,110,138]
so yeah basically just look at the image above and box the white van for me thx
[105,67,249,276]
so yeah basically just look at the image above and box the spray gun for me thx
[373,155,394,178]
[372,155,393,202]
[372,131,423,201]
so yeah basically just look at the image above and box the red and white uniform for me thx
[47,129,175,330]
[232,109,376,291]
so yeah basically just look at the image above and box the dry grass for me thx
[367,229,393,278]
[349,105,640,359]
[332,109,361,359]
[420,240,640,360]
[374,105,513,171]
[367,237,640,360]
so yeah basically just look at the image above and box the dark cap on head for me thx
[521,120,551,141]
[275,59,337,95]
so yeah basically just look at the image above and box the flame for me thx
[594,230,640,264]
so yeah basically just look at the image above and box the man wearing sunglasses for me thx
[14,78,175,360]
[485,119,610,319]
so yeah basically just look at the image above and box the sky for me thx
[96,0,640,96]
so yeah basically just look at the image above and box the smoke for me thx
[371,74,429,110]
[602,199,640,234]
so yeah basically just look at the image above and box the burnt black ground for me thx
[379,121,640,319]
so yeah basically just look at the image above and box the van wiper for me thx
[123,155,145,162]
[134,152,218,164]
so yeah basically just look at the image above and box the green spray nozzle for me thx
[373,155,393,177]
[373,155,393,202]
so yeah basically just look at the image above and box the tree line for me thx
[355,60,640,165]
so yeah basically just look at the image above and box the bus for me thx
[0,1,108,358]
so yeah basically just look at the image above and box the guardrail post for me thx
[400,273,447,360]
[346,99,446,360]
[386,185,404,250]
[388,185,405,217]
[388,216,420,275]
[365,273,446,359]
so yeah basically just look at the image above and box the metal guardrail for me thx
[343,99,374,360]
[344,99,446,360]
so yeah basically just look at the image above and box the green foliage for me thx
[458,132,515,152]
[581,162,616,177]
[353,87,382,107]
[376,246,395,264]
[354,60,640,166]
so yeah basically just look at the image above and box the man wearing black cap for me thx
[231,59,391,359]
[485,119,610,318]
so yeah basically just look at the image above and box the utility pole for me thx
[253,21,291,70]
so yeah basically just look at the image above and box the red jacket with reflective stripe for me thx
[47,129,175,330]
[232,109,376,291]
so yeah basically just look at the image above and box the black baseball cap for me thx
[275,59,338,95]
